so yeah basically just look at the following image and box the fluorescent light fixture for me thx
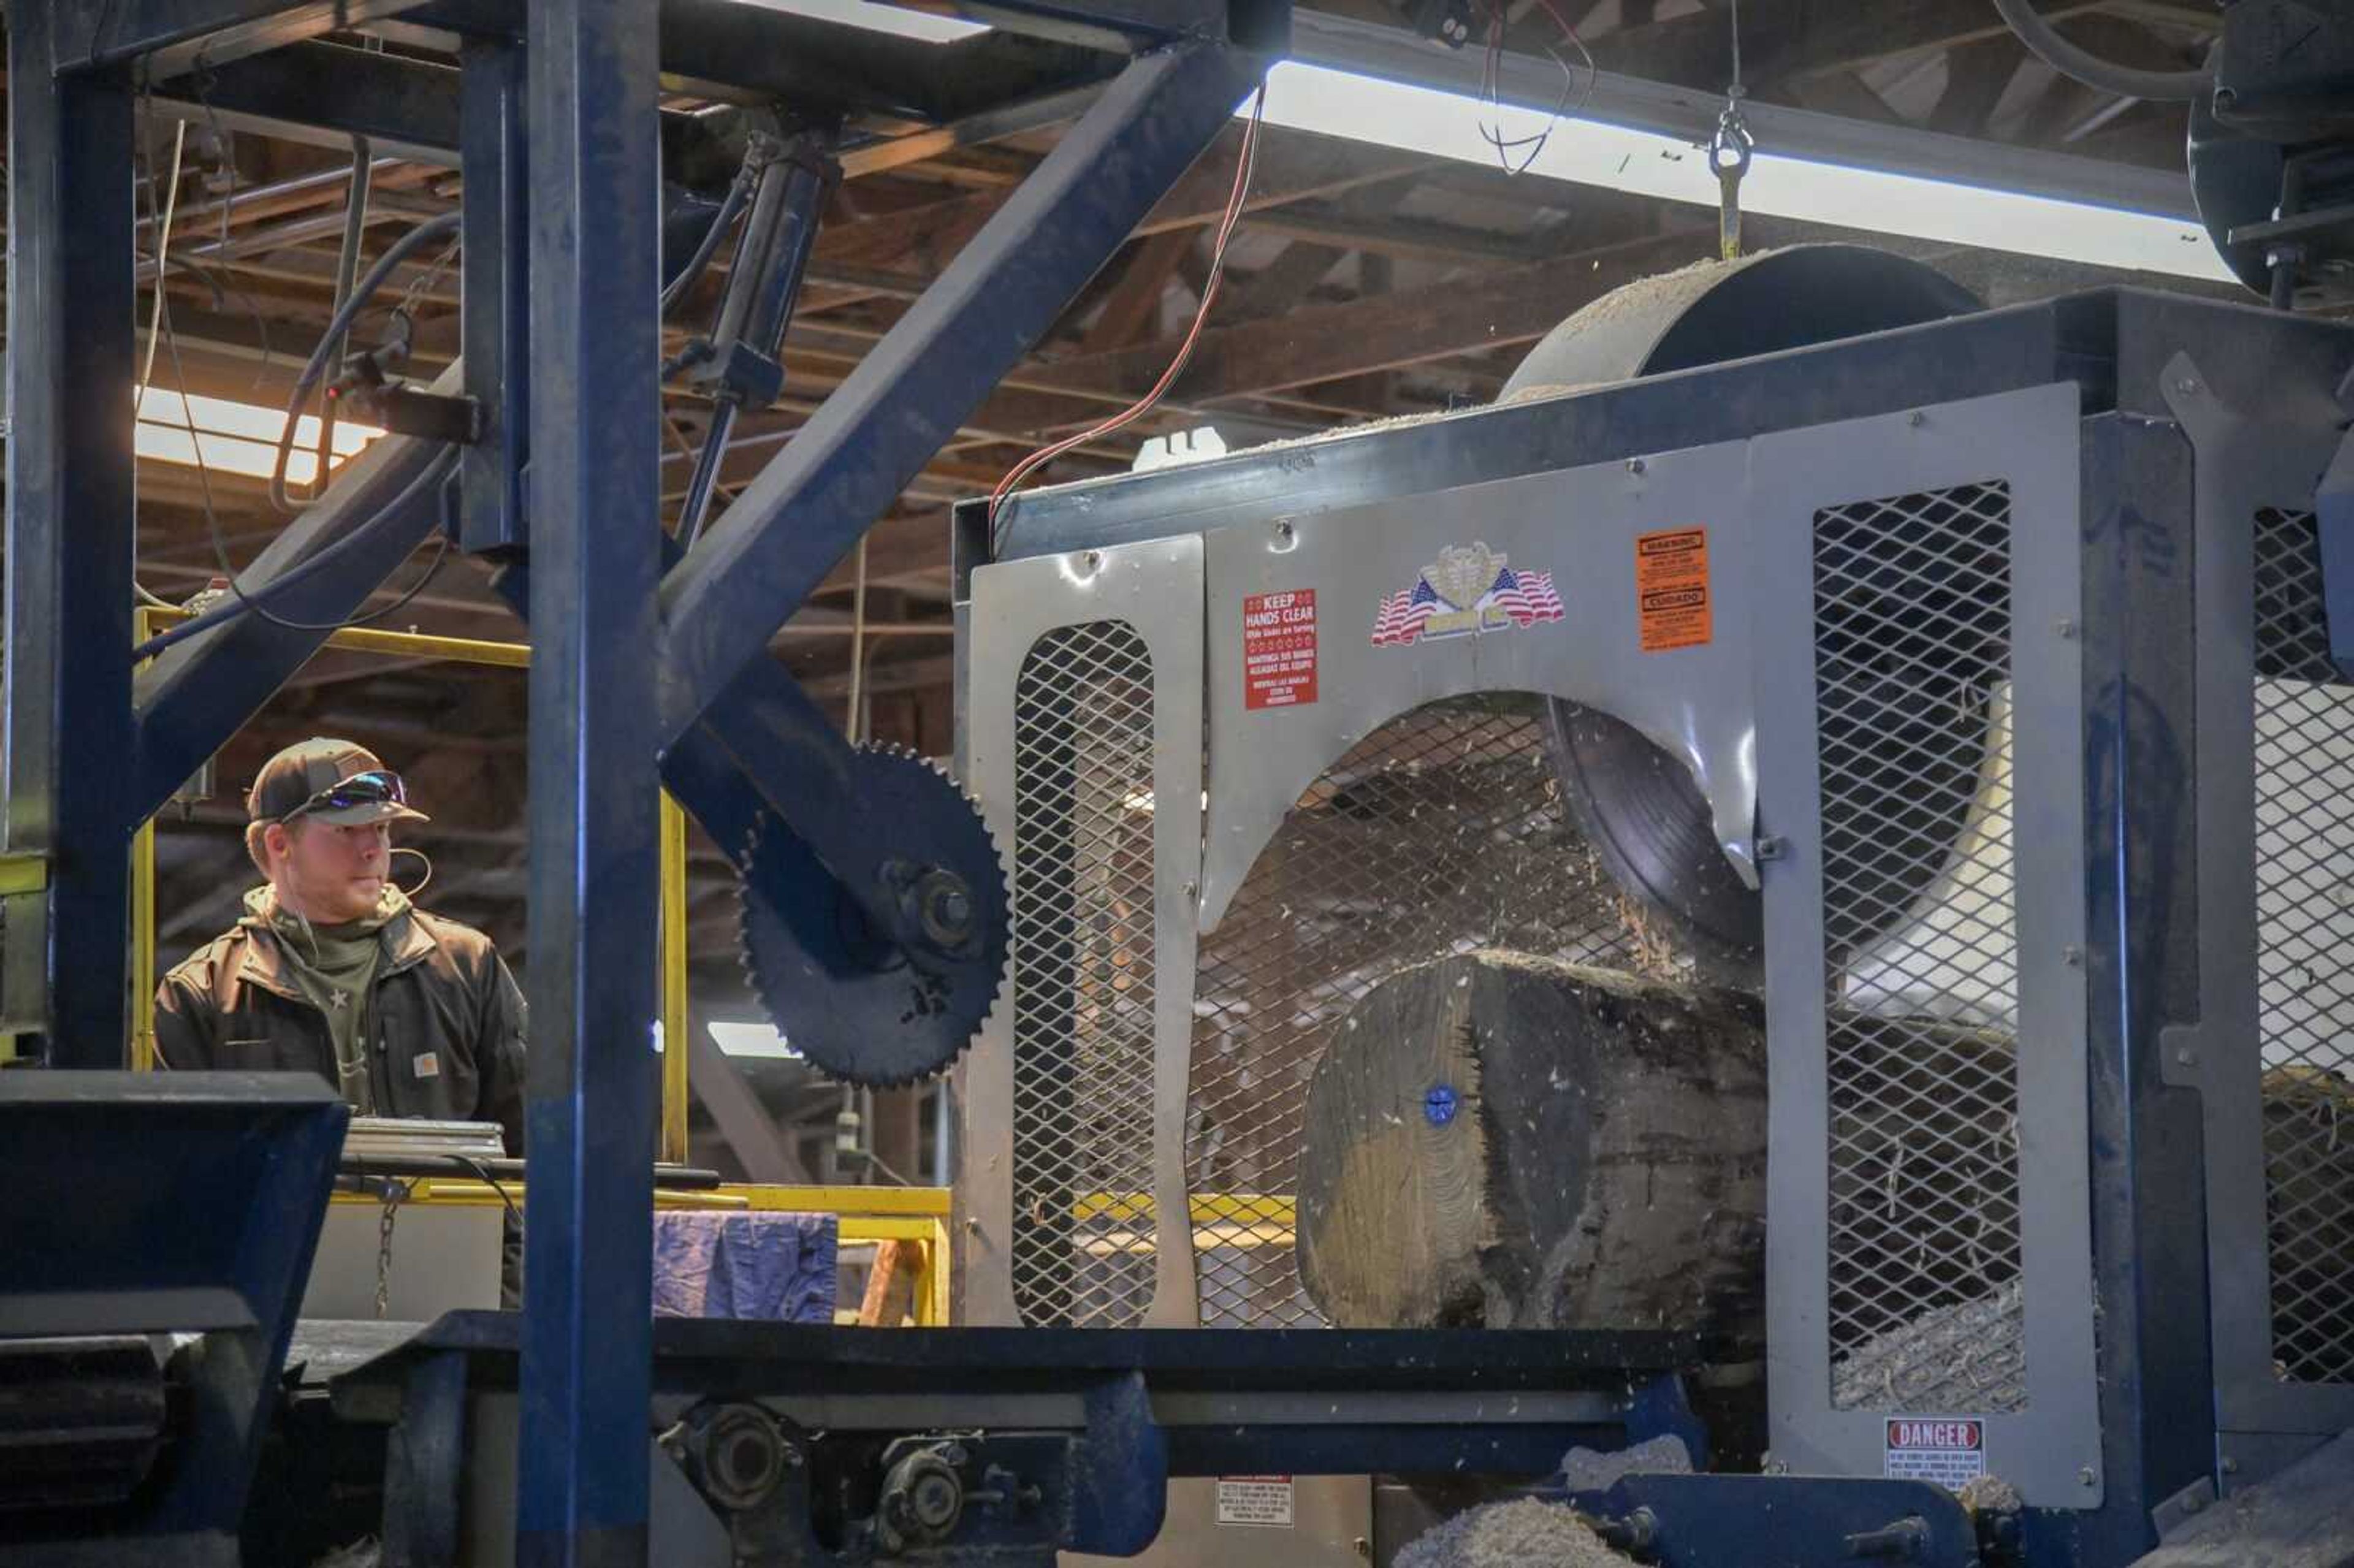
[709,1019,804,1060]
[723,0,987,43]
[134,388,384,485]
[1254,60,2233,284]
[729,4,2227,282]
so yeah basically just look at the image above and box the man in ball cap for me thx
[154,737,525,1154]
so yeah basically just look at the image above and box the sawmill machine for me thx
[9,2,2354,1566]
[951,240,2354,1565]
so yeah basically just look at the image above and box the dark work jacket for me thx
[154,901,527,1155]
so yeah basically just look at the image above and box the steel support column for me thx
[4,4,138,1062]
[517,3,664,1567]
[653,37,1270,745]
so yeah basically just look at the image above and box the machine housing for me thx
[955,277,2354,1551]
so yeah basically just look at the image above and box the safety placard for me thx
[1883,1419,1986,1489]
[1216,1475,1295,1528]
[1243,590,1319,710]
[1636,527,1712,652]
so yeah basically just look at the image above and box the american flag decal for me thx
[1369,578,1442,645]
[1491,566,1565,625]
[1371,554,1563,647]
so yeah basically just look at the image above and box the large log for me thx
[1294,950,1769,1335]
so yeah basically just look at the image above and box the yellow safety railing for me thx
[1071,1192,1298,1255]
[328,1180,956,1325]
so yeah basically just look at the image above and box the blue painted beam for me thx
[404,0,1111,125]
[653,36,1270,747]
[4,4,138,1062]
[61,0,440,77]
[516,4,664,1567]
[460,40,530,556]
[153,40,465,169]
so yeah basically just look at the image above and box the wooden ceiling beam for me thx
[1080,227,1200,353]
[974,221,1716,417]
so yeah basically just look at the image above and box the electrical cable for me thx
[268,210,462,516]
[129,451,457,660]
[1990,0,2212,102]
[136,120,187,408]
[312,135,373,504]
[853,1148,916,1187]
[1474,0,1596,176]
[988,79,1270,535]
[132,115,189,613]
[451,1155,524,1225]
[847,535,870,745]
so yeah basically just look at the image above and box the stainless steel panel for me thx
[1196,446,1762,929]
[1753,384,2100,1509]
[2160,356,2354,1454]
[964,538,1207,1328]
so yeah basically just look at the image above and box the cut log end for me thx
[1295,950,1768,1336]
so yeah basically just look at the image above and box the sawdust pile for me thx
[1958,1474,2024,1513]
[1558,1434,1695,1493]
[1393,1499,1636,1568]
[1831,1277,2025,1412]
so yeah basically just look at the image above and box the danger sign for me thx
[1216,1476,1295,1528]
[1884,1419,1986,1490]
[1243,590,1319,710]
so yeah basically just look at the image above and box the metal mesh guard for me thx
[1010,621,1159,1328]
[1814,482,2029,1414]
[2252,507,2354,1386]
[1186,696,1670,1328]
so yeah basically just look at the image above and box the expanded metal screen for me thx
[1812,481,2030,1414]
[1185,695,1670,1327]
[1008,621,1160,1328]
[2251,506,2354,1386]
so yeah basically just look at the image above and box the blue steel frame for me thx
[6,4,1282,1564]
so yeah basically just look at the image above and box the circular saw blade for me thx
[735,744,1007,1086]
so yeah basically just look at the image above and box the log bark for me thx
[1294,950,1769,1336]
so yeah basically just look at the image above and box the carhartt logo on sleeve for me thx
[413,1051,441,1079]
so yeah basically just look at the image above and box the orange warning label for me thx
[1636,528,1712,652]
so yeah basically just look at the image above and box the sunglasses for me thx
[281,769,408,823]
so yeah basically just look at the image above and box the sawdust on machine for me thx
[1393,1499,1638,1568]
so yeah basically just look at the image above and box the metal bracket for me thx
[2151,1473,2220,1540]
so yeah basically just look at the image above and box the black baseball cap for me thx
[247,738,430,828]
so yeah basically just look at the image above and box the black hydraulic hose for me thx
[270,209,463,515]
[314,135,373,500]
[1990,0,2212,103]
[661,173,753,318]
